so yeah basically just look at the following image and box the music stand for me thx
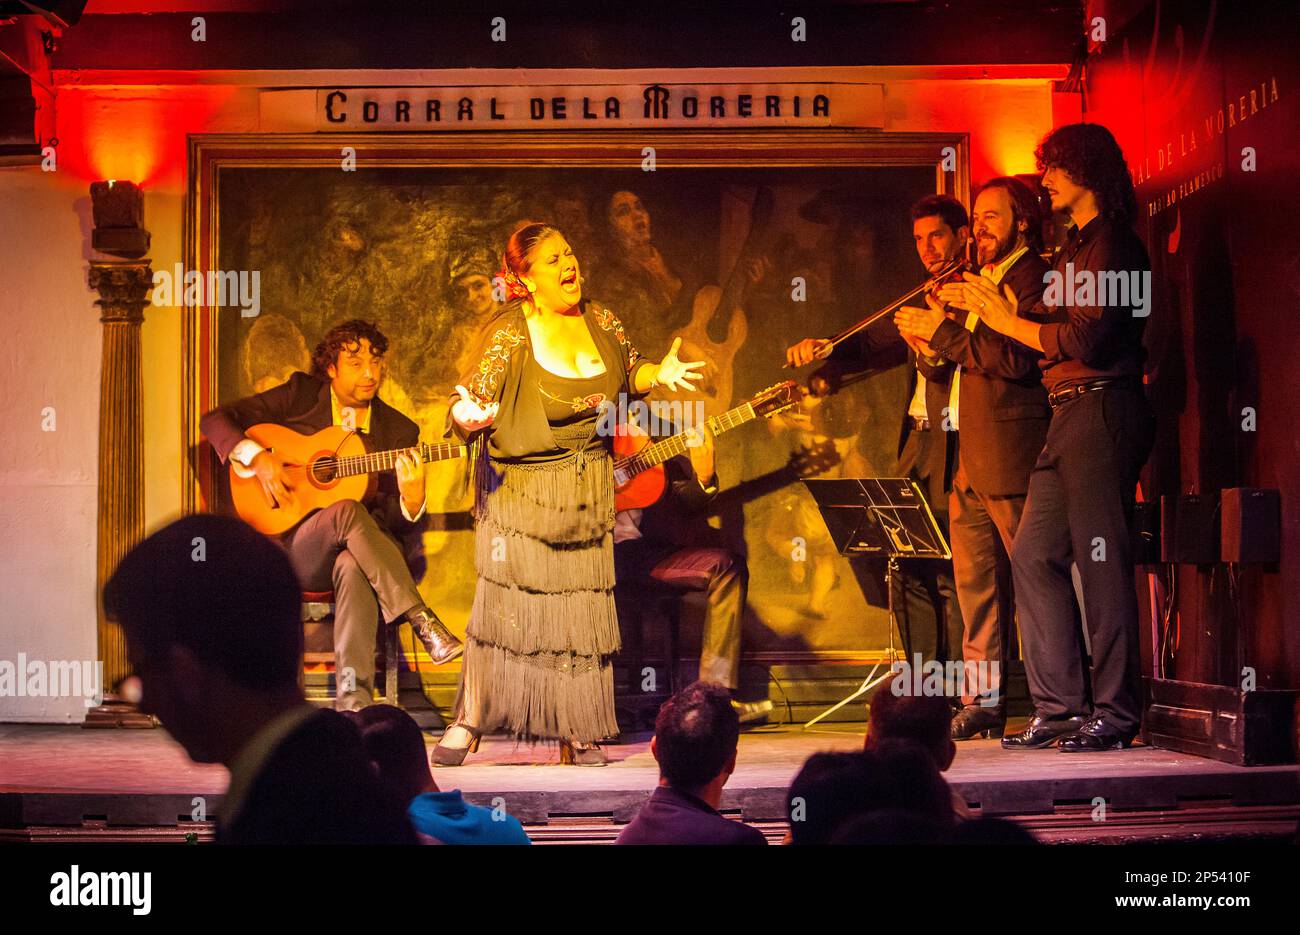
[800,478,951,729]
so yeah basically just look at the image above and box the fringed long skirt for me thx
[457,427,621,743]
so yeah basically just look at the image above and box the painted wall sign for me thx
[299,83,884,129]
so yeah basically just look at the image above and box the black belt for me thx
[1047,377,1137,409]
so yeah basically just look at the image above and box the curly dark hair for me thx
[1035,122,1137,226]
[311,319,389,379]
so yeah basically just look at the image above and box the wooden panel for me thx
[1143,677,1298,766]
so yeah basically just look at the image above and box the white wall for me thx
[0,168,103,721]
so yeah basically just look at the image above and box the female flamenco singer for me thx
[434,221,704,766]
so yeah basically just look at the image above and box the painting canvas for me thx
[202,147,949,669]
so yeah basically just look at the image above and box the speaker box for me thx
[1221,487,1280,563]
[1161,493,1220,565]
[1131,499,1161,565]
[1159,495,1177,564]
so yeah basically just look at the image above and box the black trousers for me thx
[892,428,963,668]
[1011,385,1155,733]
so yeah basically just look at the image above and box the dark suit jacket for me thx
[924,250,1052,497]
[813,309,956,509]
[631,453,721,549]
[614,785,768,845]
[200,371,422,535]
[217,708,418,845]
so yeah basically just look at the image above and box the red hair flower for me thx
[495,263,531,301]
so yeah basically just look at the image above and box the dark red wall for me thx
[1086,0,1299,689]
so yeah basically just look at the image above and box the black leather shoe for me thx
[951,705,1006,741]
[431,723,481,767]
[408,607,464,665]
[1057,716,1137,752]
[1000,713,1087,749]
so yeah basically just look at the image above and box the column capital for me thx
[89,260,153,324]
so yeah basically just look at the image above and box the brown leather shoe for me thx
[560,740,607,766]
[408,607,464,665]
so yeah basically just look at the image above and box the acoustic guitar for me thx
[613,380,800,511]
[230,423,467,535]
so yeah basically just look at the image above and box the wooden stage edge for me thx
[2,722,1298,844]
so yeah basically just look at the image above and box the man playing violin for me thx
[201,319,463,712]
[785,195,968,678]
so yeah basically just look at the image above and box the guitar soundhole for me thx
[308,454,340,489]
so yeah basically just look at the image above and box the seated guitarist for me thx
[200,319,462,711]
[613,425,770,723]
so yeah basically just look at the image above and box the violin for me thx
[785,249,972,369]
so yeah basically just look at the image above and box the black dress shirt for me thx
[1033,217,1150,393]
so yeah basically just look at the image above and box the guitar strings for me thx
[614,403,757,473]
[268,442,467,484]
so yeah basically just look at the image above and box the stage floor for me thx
[3,721,1297,843]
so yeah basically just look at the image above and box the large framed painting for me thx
[183,129,968,681]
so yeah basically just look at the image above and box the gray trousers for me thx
[282,500,423,710]
[949,455,1025,707]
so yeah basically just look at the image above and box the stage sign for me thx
[260,84,884,130]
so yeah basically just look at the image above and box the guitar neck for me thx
[617,403,756,476]
[333,441,467,479]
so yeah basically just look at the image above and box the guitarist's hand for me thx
[451,385,498,432]
[250,449,296,510]
[684,423,716,484]
[395,447,426,512]
[786,338,832,368]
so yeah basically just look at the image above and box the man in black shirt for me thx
[939,124,1155,752]
[786,196,968,677]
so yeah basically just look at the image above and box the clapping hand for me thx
[937,273,1019,336]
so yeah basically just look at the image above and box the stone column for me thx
[88,260,152,692]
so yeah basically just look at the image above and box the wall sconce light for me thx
[90,179,150,259]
